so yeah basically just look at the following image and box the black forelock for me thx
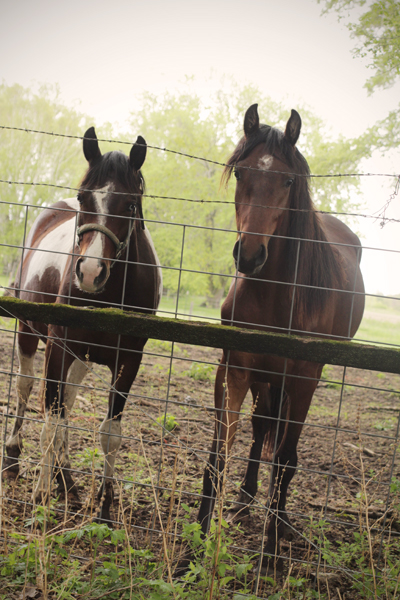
[81,151,145,193]
[222,124,310,186]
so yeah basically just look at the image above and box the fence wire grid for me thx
[0,125,399,600]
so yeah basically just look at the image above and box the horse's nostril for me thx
[76,258,83,282]
[94,262,107,287]
[258,244,266,265]
[233,240,240,261]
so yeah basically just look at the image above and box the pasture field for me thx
[0,326,399,599]
[2,276,399,347]
[158,293,400,348]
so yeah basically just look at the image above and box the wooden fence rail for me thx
[0,296,399,375]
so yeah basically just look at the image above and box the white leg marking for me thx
[62,359,92,468]
[64,359,91,413]
[34,413,67,500]
[6,351,36,453]
[99,418,122,480]
[34,359,92,499]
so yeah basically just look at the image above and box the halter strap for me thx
[76,221,134,266]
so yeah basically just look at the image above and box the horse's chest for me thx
[226,286,291,331]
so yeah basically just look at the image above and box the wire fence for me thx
[0,125,399,599]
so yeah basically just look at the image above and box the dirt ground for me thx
[1,326,399,597]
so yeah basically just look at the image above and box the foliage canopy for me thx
[320,0,400,151]
[0,81,371,299]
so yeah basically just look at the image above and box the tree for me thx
[321,0,400,92]
[320,0,400,149]
[127,82,371,301]
[0,84,89,275]
[0,81,372,301]
[0,83,119,276]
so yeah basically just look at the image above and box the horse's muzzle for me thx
[233,241,267,275]
[76,256,109,293]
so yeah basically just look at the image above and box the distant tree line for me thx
[0,76,388,302]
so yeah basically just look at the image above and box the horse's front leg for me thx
[175,359,251,574]
[97,356,141,524]
[54,358,92,502]
[34,340,74,503]
[226,382,271,523]
[261,383,316,575]
[197,359,251,535]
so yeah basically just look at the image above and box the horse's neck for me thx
[265,218,293,284]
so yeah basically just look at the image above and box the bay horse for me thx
[194,105,364,572]
[2,128,162,523]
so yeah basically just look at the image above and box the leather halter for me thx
[76,221,135,267]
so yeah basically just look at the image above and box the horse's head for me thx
[75,128,147,293]
[226,104,304,276]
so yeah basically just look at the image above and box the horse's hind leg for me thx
[55,358,92,501]
[226,382,270,523]
[3,325,38,480]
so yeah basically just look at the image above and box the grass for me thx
[355,318,400,347]
[1,445,399,599]
[158,294,221,323]
[159,293,400,347]
[2,273,398,346]
[1,287,399,599]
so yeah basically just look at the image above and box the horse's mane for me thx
[81,151,145,195]
[223,125,345,328]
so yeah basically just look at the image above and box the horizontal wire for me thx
[1,120,399,589]
[1,178,400,225]
[2,303,397,556]
[1,123,398,180]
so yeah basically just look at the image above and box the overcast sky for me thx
[1,0,399,295]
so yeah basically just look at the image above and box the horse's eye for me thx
[285,178,294,188]
[77,193,83,204]
[129,203,137,214]
[234,168,241,180]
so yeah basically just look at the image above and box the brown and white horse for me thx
[2,128,162,522]
[194,105,365,572]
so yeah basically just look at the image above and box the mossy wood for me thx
[0,296,399,374]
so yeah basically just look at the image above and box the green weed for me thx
[156,412,179,432]
[186,361,215,381]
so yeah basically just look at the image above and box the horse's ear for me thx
[284,110,302,147]
[244,104,260,137]
[83,127,101,163]
[130,136,147,171]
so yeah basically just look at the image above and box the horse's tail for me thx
[261,385,291,462]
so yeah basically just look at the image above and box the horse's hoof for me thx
[94,509,114,527]
[1,457,20,480]
[258,555,284,578]
[173,553,193,578]
[1,466,19,481]
[56,481,82,505]
[225,505,250,524]
[58,489,82,508]
[283,528,294,542]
